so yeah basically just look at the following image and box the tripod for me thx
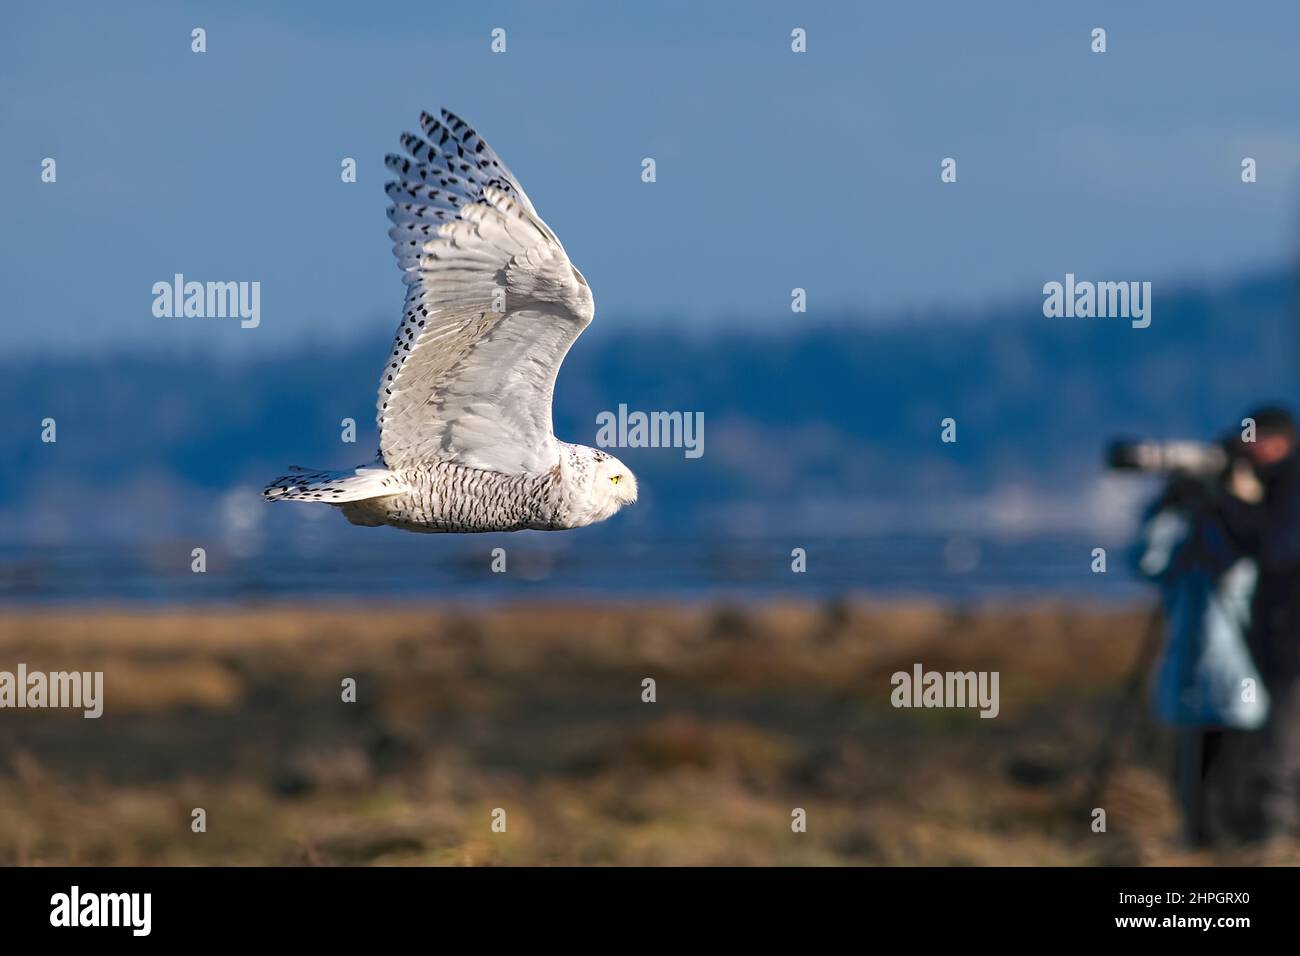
[1084,603,1165,810]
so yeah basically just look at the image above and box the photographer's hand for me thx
[1226,458,1266,503]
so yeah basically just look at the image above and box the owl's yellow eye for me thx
[610,475,621,485]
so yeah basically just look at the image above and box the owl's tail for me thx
[262,464,408,503]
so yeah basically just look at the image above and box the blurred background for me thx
[1,1,1299,864]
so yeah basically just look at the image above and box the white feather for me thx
[377,118,593,475]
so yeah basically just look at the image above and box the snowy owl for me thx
[263,109,637,533]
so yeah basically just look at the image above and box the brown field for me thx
[0,600,1295,866]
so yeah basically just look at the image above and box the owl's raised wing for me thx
[377,109,594,475]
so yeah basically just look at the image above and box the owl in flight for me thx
[264,109,637,532]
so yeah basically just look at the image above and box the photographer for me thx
[1133,430,1268,847]
[1131,406,1300,847]
[1211,407,1300,845]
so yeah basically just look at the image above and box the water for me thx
[0,531,1146,605]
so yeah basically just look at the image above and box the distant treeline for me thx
[2,270,1295,541]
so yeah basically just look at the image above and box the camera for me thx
[1106,439,1231,477]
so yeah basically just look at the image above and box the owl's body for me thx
[327,445,625,534]
[340,460,563,533]
[263,109,637,531]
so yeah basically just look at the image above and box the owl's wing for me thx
[376,109,594,475]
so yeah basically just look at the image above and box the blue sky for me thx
[3,0,1300,355]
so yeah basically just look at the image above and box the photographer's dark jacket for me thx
[1217,455,1300,690]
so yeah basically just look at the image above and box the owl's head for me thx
[560,444,639,527]
[594,453,638,509]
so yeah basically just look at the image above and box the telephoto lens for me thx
[1105,439,1229,476]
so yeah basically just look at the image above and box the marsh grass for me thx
[0,601,1292,865]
